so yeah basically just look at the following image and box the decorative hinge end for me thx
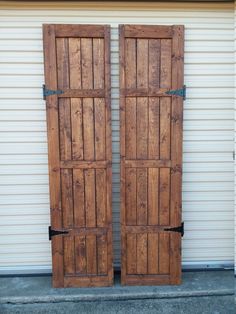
[43,84,64,100]
[164,222,184,237]
[48,226,69,240]
[166,85,186,100]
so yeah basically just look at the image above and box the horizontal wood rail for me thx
[58,89,105,98]
[124,160,171,168]
[53,227,110,237]
[54,24,106,37]
[124,225,180,234]
[60,160,110,169]
[121,88,179,97]
[124,25,173,38]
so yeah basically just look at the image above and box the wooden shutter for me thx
[119,25,184,285]
[43,24,112,287]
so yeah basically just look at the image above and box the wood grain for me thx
[43,24,64,288]
[120,24,184,286]
[93,38,104,89]
[126,234,137,274]
[61,169,73,228]
[96,169,107,227]
[71,98,83,160]
[84,169,96,228]
[94,98,106,160]
[86,235,97,275]
[169,25,184,285]
[149,39,160,89]
[83,98,95,161]
[137,98,148,159]
[125,98,136,159]
[136,168,148,226]
[64,236,75,275]
[75,236,86,274]
[73,169,85,227]
[43,24,112,287]
[125,168,137,225]
[148,97,160,159]
[148,168,159,225]
[81,38,93,89]
[69,38,81,89]
[124,25,173,39]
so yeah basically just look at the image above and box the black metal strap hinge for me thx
[43,84,64,100]
[164,222,184,237]
[48,226,69,240]
[165,85,186,100]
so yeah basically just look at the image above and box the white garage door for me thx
[0,1,234,274]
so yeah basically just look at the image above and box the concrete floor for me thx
[0,271,235,314]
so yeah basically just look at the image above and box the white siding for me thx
[234,0,236,274]
[0,1,234,274]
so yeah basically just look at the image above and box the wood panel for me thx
[43,24,112,287]
[120,24,184,285]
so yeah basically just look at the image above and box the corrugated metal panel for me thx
[0,1,234,274]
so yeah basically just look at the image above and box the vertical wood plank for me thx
[56,38,70,89]
[126,234,137,274]
[148,233,159,274]
[75,236,86,274]
[148,168,159,225]
[97,234,108,275]
[137,39,148,88]
[59,99,72,161]
[61,169,73,228]
[149,39,160,89]
[120,24,127,285]
[170,25,184,284]
[93,38,104,89]
[125,168,137,225]
[83,98,95,161]
[159,233,170,274]
[170,25,184,227]
[84,169,96,228]
[148,97,159,159]
[137,168,148,226]
[86,235,97,274]
[43,24,64,287]
[159,168,170,226]
[137,97,148,159]
[160,39,172,89]
[125,38,136,88]
[73,169,85,227]
[160,97,171,160]
[57,37,71,162]
[94,98,105,160]
[81,38,93,89]
[69,38,81,89]
[136,233,147,274]
[64,236,75,275]
[96,169,107,227]
[71,98,83,160]
[125,98,136,159]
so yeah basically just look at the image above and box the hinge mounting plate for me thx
[43,84,64,100]
[165,85,186,100]
[48,226,69,240]
[164,222,184,237]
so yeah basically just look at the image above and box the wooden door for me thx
[43,24,112,287]
[120,25,184,285]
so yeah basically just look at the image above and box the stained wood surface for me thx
[120,24,184,285]
[43,24,112,287]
